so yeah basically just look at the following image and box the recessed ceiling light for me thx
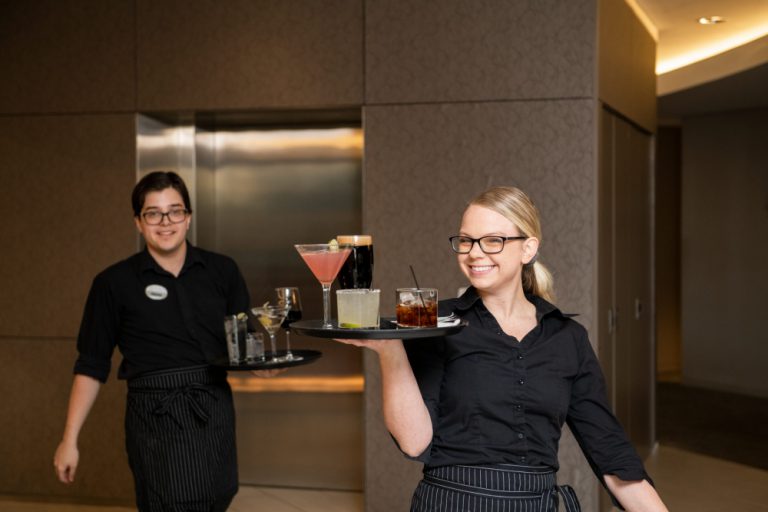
[698,16,726,25]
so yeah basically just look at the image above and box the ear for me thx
[134,216,142,233]
[521,237,540,265]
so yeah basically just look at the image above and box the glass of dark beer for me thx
[336,235,374,289]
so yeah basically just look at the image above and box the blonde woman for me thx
[337,186,668,511]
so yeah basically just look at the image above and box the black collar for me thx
[453,286,573,321]
[138,242,205,276]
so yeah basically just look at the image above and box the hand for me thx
[53,441,79,484]
[249,368,287,378]
[334,338,402,353]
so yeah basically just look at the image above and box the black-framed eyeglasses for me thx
[449,235,527,254]
[141,208,189,225]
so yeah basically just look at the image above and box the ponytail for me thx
[522,260,555,304]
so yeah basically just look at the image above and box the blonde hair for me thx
[468,186,556,303]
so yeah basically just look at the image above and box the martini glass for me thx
[294,243,351,328]
[251,304,290,362]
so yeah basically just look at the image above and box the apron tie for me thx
[539,484,581,512]
[152,382,216,428]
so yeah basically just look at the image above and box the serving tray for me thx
[214,349,321,370]
[290,318,467,340]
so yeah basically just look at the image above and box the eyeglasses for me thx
[449,235,527,254]
[141,208,189,225]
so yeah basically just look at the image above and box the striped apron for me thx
[411,463,581,512]
[125,365,238,512]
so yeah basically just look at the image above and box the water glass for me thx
[224,313,248,364]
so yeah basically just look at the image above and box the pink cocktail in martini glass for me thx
[294,243,352,328]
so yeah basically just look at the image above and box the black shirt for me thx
[404,287,649,485]
[74,244,250,382]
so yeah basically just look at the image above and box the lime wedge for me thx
[339,322,361,328]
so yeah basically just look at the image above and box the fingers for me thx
[249,368,287,378]
[54,443,78,484]
[333,338,402,349]
[333,338,366,347]
[54,461,75,484]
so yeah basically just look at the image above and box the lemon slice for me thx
[236,312,247,320]
[328,238,339,251]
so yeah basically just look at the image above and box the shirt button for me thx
[517,354,524,360]
[520,456,527,463]
[517,433,524,439]
[514,404,522,411]
[518,379,525,385]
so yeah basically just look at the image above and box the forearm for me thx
[376,342,433,457]
[60,374,102,445]
[604,475,668,512]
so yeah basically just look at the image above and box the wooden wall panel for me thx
[136,0,363,110]
[0,339,133,503]
[0,115,137,337]
[0,0,135,114]
[366,0,596,104]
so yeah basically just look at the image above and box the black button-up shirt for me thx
[404,287,649,485]
[74,244,250,382]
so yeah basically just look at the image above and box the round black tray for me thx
[290,318,467,340]
[214,349,321,371]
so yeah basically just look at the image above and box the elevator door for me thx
[197,126,365,490]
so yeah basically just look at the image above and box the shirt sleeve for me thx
[401,336,446,464]
[73,273,119,383]
[565,325,652,509]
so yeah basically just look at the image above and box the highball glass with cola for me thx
[396,288,438,328]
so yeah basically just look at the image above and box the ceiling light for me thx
[698,16,726,25]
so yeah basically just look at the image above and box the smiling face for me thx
[134,187,190,260]
[457,204,539,296]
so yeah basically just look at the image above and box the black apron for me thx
[125,365,238,512]
[411,463,581,512]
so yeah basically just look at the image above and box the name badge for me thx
[145,284,168,301]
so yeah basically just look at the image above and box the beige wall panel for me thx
[0,0,135,114]
[0,339,133,503]
[598,0,656,132]
[681,109,768,398]
[362,100,599,511]
[0,115,137,338]
[136,0,363,111]
[365,0,596,105]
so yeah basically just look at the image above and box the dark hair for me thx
[131,171,192,217]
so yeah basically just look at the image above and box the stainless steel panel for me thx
[234,392,363,491]
[197,127,364,375]
[136,116,365,491]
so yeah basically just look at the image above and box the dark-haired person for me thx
[54,171,274,511]
[336,186,668,511]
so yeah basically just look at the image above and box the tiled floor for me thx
[645,444,768,512]
[2,447,767,512]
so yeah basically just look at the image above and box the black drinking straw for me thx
[409,265,426,307]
